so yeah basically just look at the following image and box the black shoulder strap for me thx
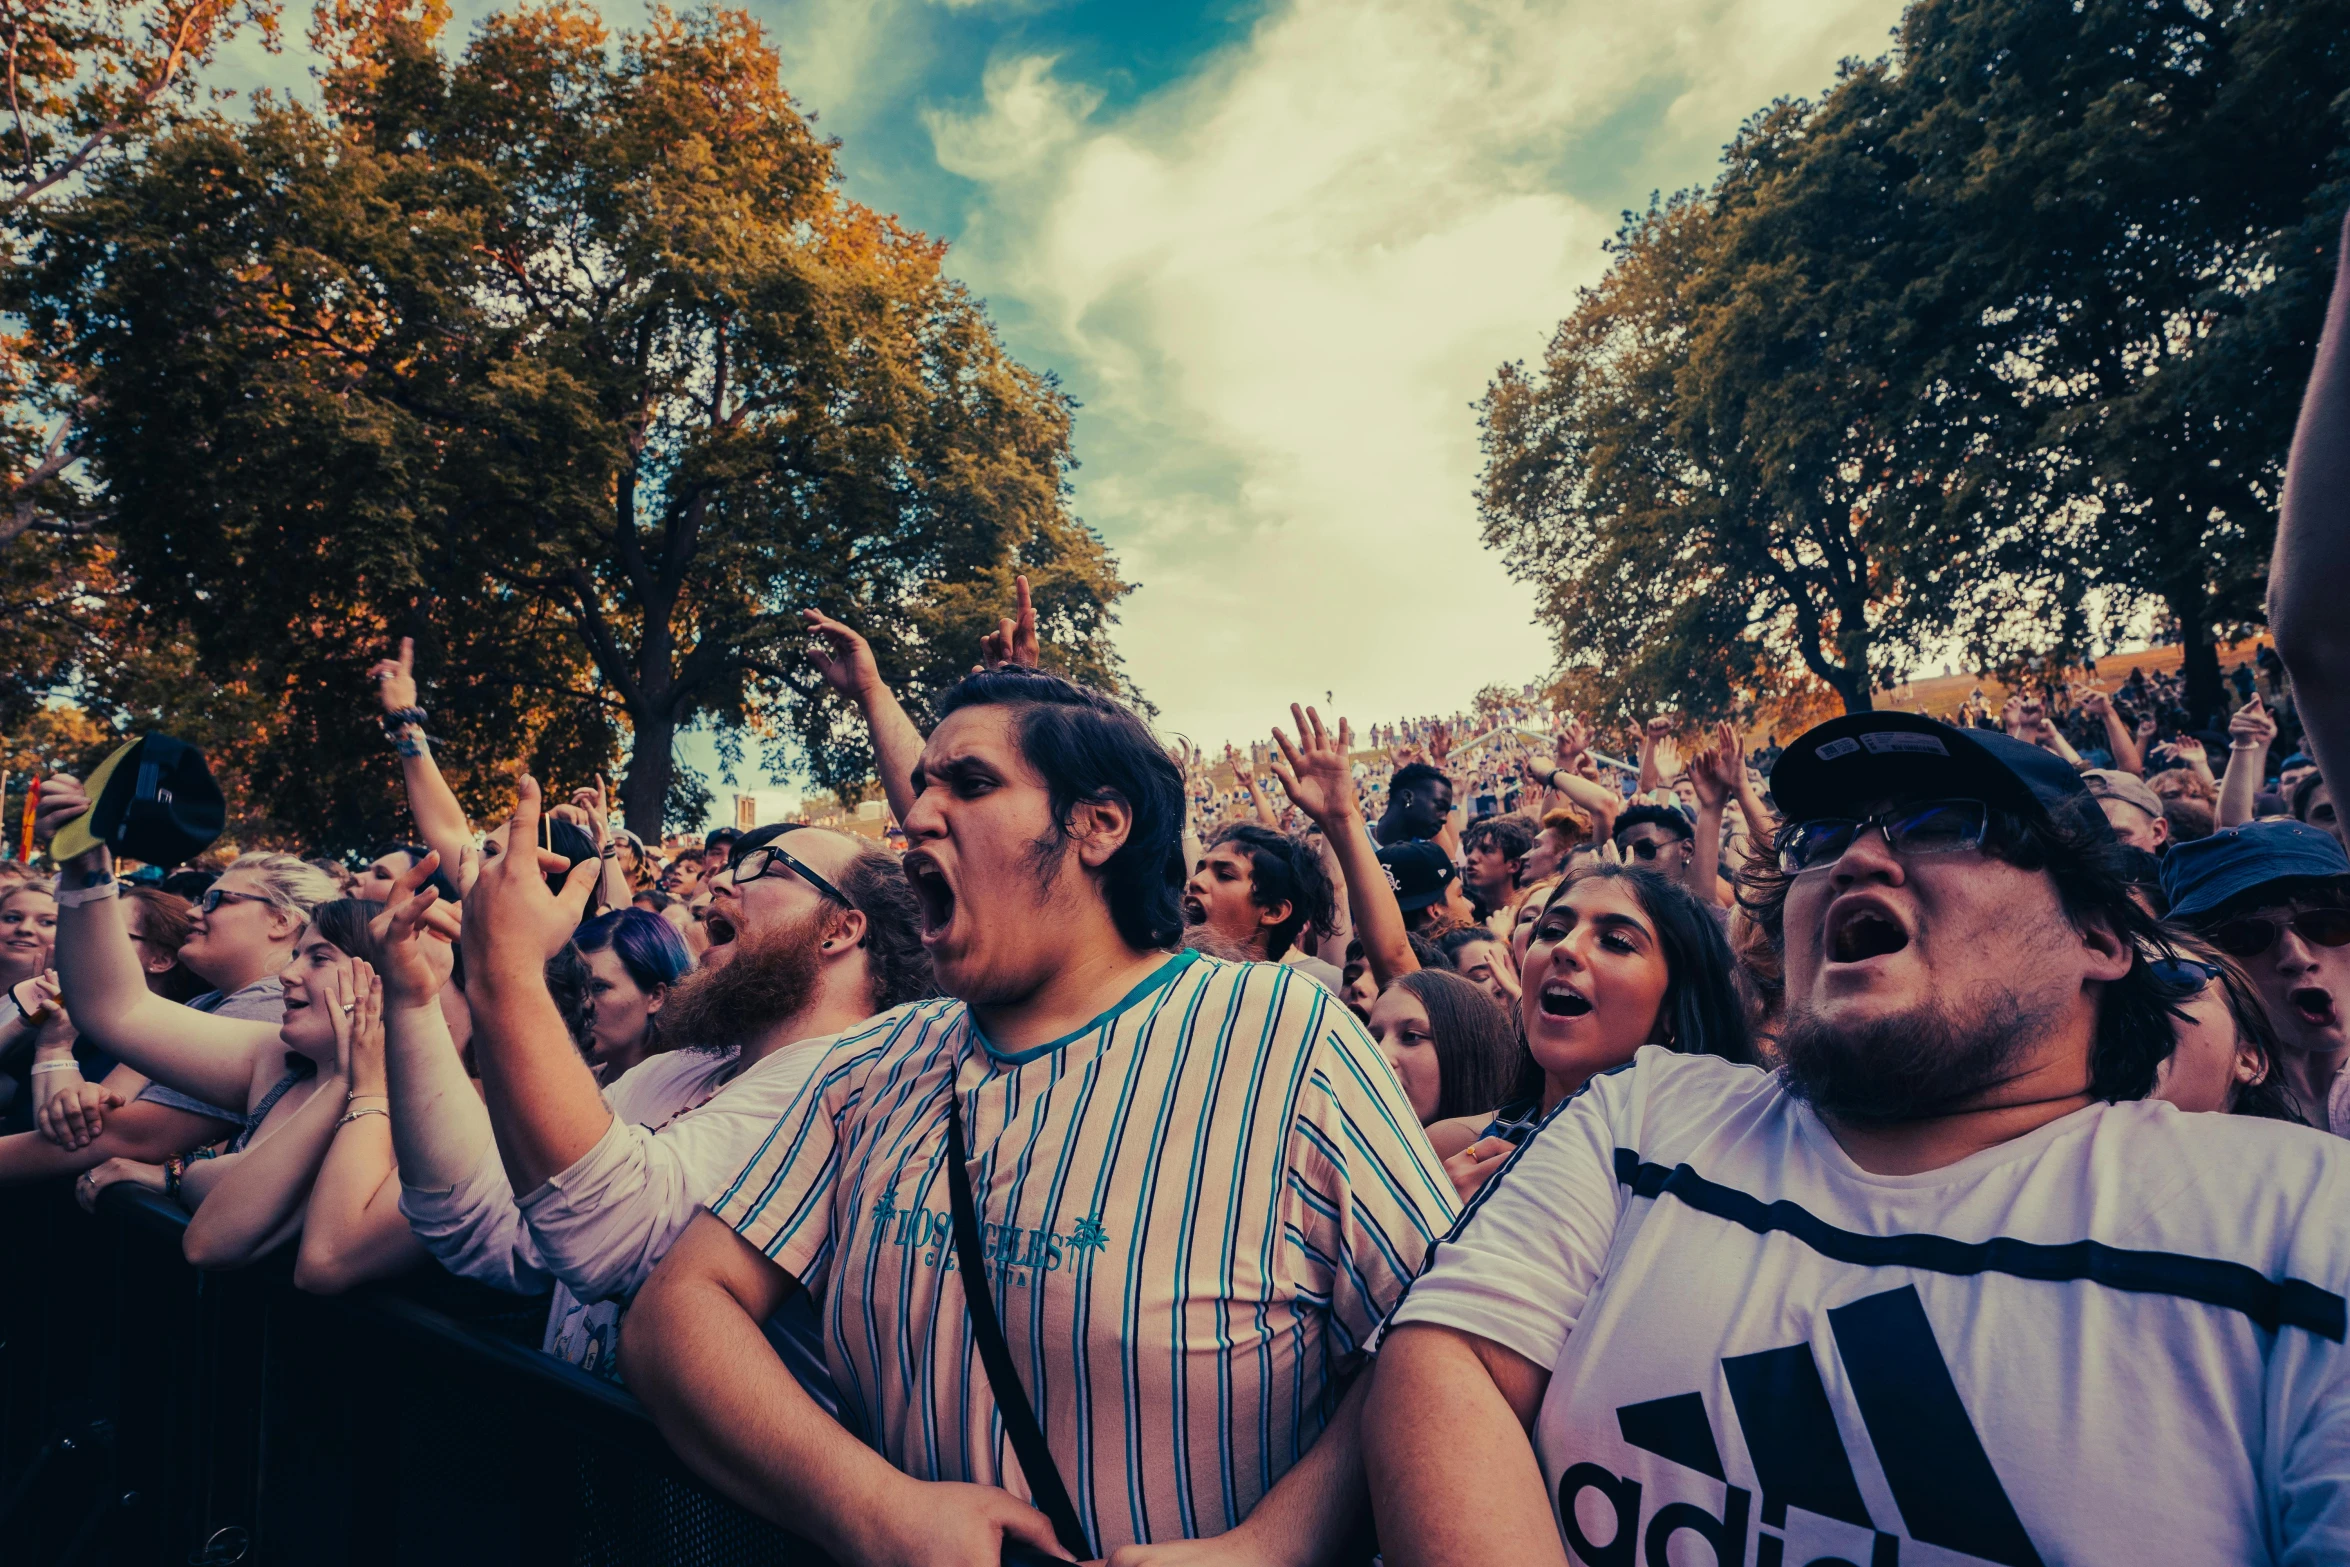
[944,1095,1093,1561]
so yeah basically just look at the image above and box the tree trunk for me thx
[621,707,676,842]
[2165,579,2225,732]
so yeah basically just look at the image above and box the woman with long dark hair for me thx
[1435,863,1752,1201]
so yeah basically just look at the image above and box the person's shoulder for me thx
[826,998,967,1067]
[605,1046,734,1119]
[1571,1045,1781,1144]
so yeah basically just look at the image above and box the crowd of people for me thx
[1,231,2348,1567]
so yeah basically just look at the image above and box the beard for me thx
[658,907,826,1053]
[1775,987,2062,1124]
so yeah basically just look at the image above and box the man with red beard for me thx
[387,796,931,1386]
[622,670,1454,1566]
[1367,711,2350,1567]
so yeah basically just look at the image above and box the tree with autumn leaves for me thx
[1484,0,2350,728]
[9,0,1133,848]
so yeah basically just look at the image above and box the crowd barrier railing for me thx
[0,1181,831,1566]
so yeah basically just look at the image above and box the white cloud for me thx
[923,0,1906,750]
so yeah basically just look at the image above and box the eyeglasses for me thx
[2148,956,2222,995]
[731,837,852,908]
[2205,909,2350,960]
[1779,800,1989,875]
[197,889,277,916]
[1625,838,1663,861]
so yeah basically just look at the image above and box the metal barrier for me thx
[0,1182,832,1566]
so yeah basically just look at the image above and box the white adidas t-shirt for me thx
[1382,1047,2350,1567]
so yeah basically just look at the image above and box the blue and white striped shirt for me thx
[709,949,1458,1551]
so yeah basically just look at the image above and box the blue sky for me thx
[229,0,1910,816]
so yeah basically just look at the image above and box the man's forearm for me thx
[1326,809,1416,988]
[470,982,616,1192]
[1364,1327,1563,1567]
[2217,743,2267,828]
[622,1219,903,1561]
[2274,210,2350,798]
[1227,1373,1374,1566]
[386,1001,499,1190]
[2100,708,2142,774]
[857,682,928,827]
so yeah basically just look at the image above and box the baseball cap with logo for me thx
[1769,711,2104,837]
[49,734,227,867]
[1375,839,1458,913]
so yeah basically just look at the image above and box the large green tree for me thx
[1482,64,1987,720]
[21,0,1132,845]
[1892,0,2350,725]
[1484,0,2350,726]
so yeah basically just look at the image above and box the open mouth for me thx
[283,995,308,1012]
[702,912,738,948]
[2290,986,2340,1030]
[1181,895,1206,926]
[904,852,956,940]
[1827,901,1911,964]
[1539,984,1593,1019]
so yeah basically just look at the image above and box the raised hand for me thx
[33,774,93,847]
[369,636,419,715]
[1650,734,1684,781]
[976,574,1041,670]
[326,959,387,1095]
[1429,722,1454,762]
[802,607,885,699]
[2079,685,2112,720]
[2171,734,2209,768]
[1270,705,1360,827]
[461,776,602,989]
[1554,714,1591,764]
[1688,723,1737,810]
[368,851,461,1010]
[2135,714,2158,747]
[569,775,612,849]
[1645,715,1674,742]
[2229,695,2278,750]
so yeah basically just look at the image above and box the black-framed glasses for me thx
[2206,909,2350,960]
[1779,800,1989,875]
[730,834,852,908]
[197,888,276,916]
[1626,838,1663,861]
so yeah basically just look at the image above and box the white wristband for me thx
[55,878,118,908]
[30,1060,80,1075]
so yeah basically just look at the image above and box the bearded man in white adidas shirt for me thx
[1367,711,2350,1567]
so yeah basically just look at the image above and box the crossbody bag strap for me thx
[944,1095,1094,1560]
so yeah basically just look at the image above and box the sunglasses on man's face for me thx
[2205,908,2350,960]
[1779,801,1989,875]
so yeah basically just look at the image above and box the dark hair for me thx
[307,897,389,970]
[1392,968,1522,1121]
[2156,930,2307,1125]
[2163,795,2215,845]
[1389,762,1449,803]
[1208,822,1336,959]
[933,668,1185,952]
[1612,803,1694,845]
[631,887,675,912]
[2293,771,2330,822]
[573,908,691,995]
[1462,813,1537,866]
[832,841,939,1010]
[1743,799,2184,1101]
[1508,864,1751,1104]
[161,868,218,901]
[370,842,431,867]
[124,885,208,1004]
[1436,924,1505,968]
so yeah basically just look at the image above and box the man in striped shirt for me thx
[624,669,1457,1564]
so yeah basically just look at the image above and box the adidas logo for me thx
[1563,1285,2041,1567]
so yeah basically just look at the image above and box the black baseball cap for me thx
[1769,712,2102,835]
[1377,839,1458,913]
[50,734,226,867]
